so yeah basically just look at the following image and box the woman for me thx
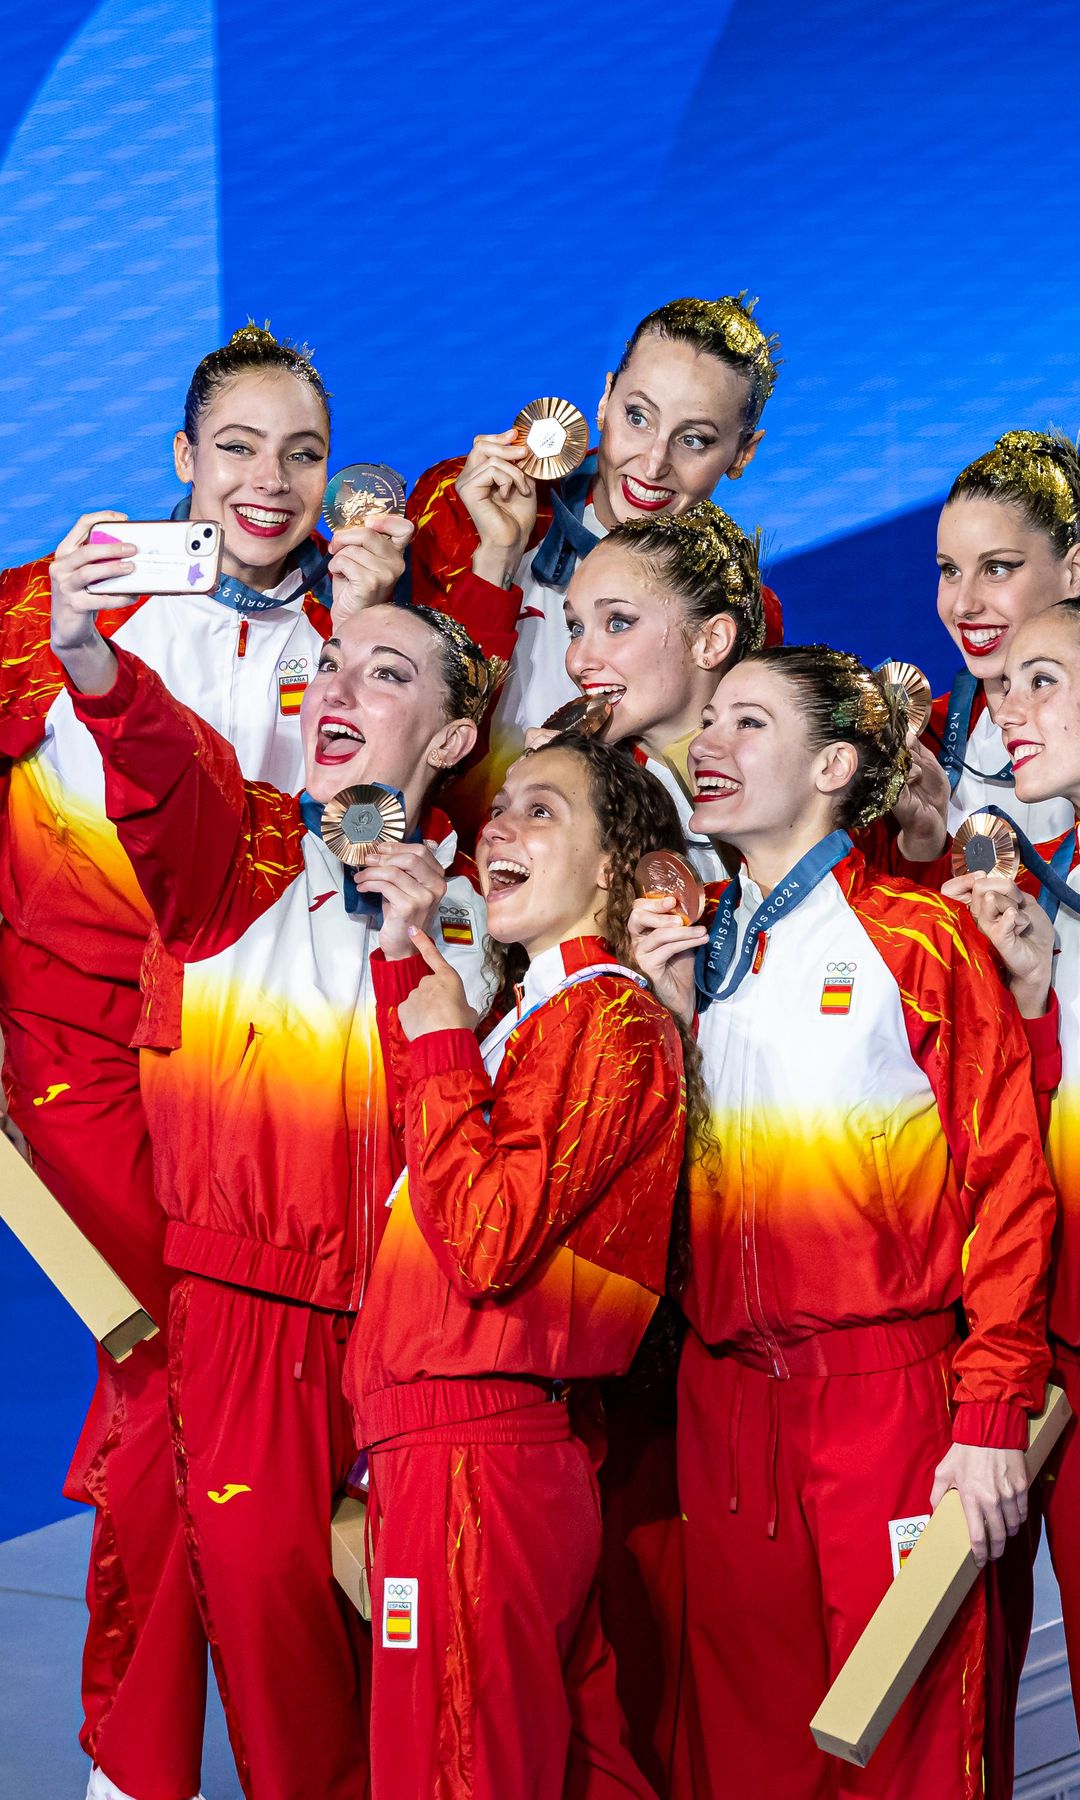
[51,572,497,1799]
[345,736,692,1799]
[875,429,1080,880]
[945,598,1080,1732]
[630,647,1055,1800]
[406,294,782,835]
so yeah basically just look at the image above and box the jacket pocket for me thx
[870,1132,920,1287]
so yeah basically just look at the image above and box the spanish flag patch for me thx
[820,968,855,1014]
[438,904,475,947]
[278,677,307,716]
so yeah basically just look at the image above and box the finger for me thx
[72,559,136,589]
[406,924,451,972]
[929,1471,948,1512]
[941,875,978,903]
[960,1492,990,1567]
[1000,1489,1022,1536]
[360,513,413,546]
[982,1498,1008,1563]
[55,511,128,557]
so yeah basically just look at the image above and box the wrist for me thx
[54,633,118,697]
[896,820,947,862]
[472,543,521,589]
[1012,973,1053,1019]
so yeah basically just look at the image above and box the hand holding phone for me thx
[85,519,223,597]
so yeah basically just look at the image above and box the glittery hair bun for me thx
[183,320,330,441]
[407,603,504,725]
[742,644,912,829]
[607,499,765,654]
[617,292,781,432]
[949,428,1080,555]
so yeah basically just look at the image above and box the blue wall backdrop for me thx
[3,0,1080,1537]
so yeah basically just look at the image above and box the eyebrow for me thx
[514,781,568,804]
[625,389,720,430]
[371,644,419,672]
[937,547,1025,559]
[323,637,342,652]
[1019,655,1065,670]
[213,423,327,443]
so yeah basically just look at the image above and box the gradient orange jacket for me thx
[346,937,686,1445]
[688,846,1054,1450]
[68,646,491,1311]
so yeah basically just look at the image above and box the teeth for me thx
[236,505,291,525]
[322,721,364,743]
[625,476,673,503]
[1011,744,1041,765]
[488,859,529,878]
[582,684,624,699]
[962,626,1005,646]
[695,775,740,795]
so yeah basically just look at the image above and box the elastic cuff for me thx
[406,1028,485,1083]
[1023,988,1060,1056]
[952,1399,1030,1451]
[66,643,137,716]
[370,948,427,1003]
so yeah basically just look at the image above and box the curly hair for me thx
[182,322,331,443]
[603,499,765,659]
[484,734,715,1301]
[740,645,911,829]
[947,429,1080,557]
[614,293,781,440]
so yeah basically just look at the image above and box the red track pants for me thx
[366,1379,655,1800]
[1,930,207,1799]
[676,1322,985,1800]
[1043,1345,1080,1727]
[167,1277,369,1800]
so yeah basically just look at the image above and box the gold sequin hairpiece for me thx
[227,320,325,385]
[626,293,781,407]
[613,499,766,649]
[408,604,505,724]
[952,428,1080,551]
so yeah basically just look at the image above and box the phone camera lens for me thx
[202,528,214,541]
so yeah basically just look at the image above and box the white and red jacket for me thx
[688,847,1054,1448]
[69,646,492,1311]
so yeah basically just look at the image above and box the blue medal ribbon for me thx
[939,669,1011,789]
[984,805,1080,924]
[298,784,413,921]
[694,830,853,1010]
[530,454,601,587]
[170,495,332,613]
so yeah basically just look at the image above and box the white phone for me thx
[86,520,224,596]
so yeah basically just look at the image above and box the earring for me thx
[727,465,744,481]
[429,754,443,769]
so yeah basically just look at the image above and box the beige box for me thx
[331,1492,371,1621]
[0,1131,157,1360]
[811,1383,1071,1767]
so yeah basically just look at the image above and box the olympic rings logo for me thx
[278,657,309,674]
[894,1521,924,1539]
[827,961,857,975]
[386,1582,413,1597]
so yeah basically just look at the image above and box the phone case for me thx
[86,521,224,596]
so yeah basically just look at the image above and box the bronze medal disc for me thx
[323,464,407,533]
[320,785,407,869]
[513,397,590,482]
[634,851,706,925]
[949,810,1021,882]
[875,660,933,738]
[542,694,613,736]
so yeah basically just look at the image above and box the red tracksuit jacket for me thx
[346,936,686,1442]
[688,848,1054,1448]
[68,646,491,1311]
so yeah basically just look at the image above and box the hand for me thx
[456,429,538,586]
[930,1442,1028,1567]
[941,871,1055,1018]
[49,512,134,692]
[396,926,479,1041]
[358,840,447,960]
[891,733,951,862]
[329,512,413,620]
[627,894,707,1026]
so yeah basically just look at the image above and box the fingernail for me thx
[407,925,417,937]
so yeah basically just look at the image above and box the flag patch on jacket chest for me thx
[438,903,475,947]
[278,676,307,716]
[820,963,856,1014]
[382,1578,419,1648]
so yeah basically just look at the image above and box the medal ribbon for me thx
[940,669,1011,789]
[171,495,332,613]
[694,830,853,1010]
[299,784,412,920]
[984,805,1080,924]
[478,960,646,1072]
[530,454,601,587]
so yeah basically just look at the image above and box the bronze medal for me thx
[513,397,590,482]
[542,694,613,736]
[634,851,706,926]
[323,464,407,533]
[875,660,933,737]
[949,810,1021,882]
[320,785,407,868]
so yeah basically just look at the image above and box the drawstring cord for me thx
[727,1361,781,1539]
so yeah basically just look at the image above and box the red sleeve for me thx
[370,949,428,1153]
[1022,990,1062,1137]
[399,980,683,1300]
[68,646,302,958]
[761,582,783,649]
[0,560,146,762]
[859,880,1053,1447]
